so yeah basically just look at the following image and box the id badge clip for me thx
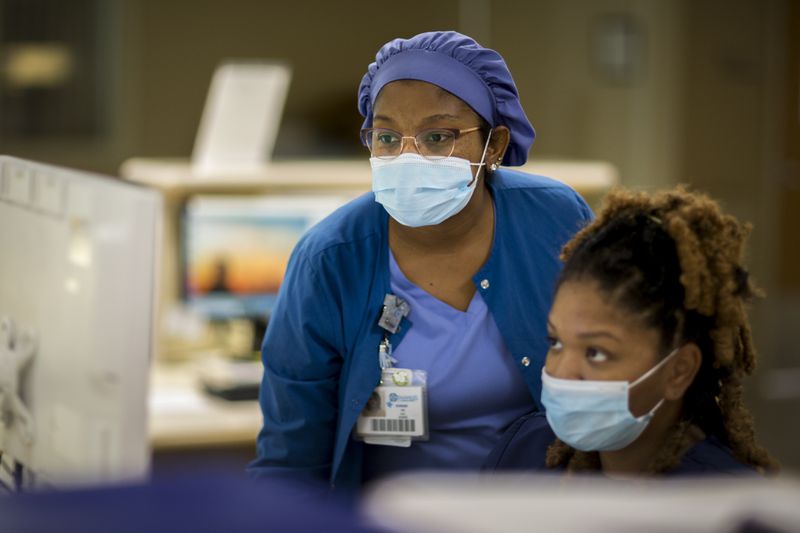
[376,294,410,370]
[377,294,410,336]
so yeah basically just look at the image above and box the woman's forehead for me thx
[373,80,478,122]
[551,280,660,346]
[551,281,625,330]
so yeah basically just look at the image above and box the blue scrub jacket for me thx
[248,169,593,490]
[484,412,758,476]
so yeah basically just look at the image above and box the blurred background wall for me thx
[1,0,797,469]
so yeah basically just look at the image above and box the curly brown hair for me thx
[545,186,778,475]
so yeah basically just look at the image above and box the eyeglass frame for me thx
[360,126,484,160]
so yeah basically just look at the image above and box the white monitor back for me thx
[0,156,161,490]
[192,61,291,176]
[365,473,800,533]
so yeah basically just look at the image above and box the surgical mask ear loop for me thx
[628,348,680,417]
[629,348,680,390]
[467,128,493,187]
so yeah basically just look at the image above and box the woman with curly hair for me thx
[485,187,778,476]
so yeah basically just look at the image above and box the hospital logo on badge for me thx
[392,370,410,386]
[387,392,399,408]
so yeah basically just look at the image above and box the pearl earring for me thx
[490,162,498,171]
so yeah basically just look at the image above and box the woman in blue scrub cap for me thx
[249,31,593,492]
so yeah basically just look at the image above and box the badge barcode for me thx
[371,418,416,433]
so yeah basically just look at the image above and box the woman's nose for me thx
[399,136,421,155]
[547,351,583,380]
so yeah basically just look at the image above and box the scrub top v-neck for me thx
[361,248,533,483]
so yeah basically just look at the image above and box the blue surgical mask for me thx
[370,130,492,228]
[540,349,678,452]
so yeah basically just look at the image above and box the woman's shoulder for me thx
[491,168,583,201]
[491,168,593,225]
[483,411,556,472]
[671,436,759,477]
[293,193,386,260]
[492,167,573,190]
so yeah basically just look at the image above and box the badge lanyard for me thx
[376,294,408,369]
[354,294,429,447]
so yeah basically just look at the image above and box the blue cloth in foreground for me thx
[484,412,758,476]
[358,31,535,166]
[0,471,385,533]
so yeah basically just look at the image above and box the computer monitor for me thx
[180,194,348,321]
[364,473,800,532]
[192,61,291,175]
[0,156,161,491]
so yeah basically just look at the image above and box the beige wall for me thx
[677,0,798,470]
[127,0,464,159]
[493,0,686,190]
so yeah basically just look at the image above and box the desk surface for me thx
[121,157,619,198]
[149,359,262,450]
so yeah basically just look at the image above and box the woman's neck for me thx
[598,401,683,478]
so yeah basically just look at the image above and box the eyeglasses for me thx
[360,126,482,160]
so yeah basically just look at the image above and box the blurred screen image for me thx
[181,194,347,320]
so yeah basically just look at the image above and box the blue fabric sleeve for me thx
[247,247,344,485]
[578,192,595,224]
[482,411,555,471]
[674,437,760,476]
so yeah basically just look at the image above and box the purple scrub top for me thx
[362,249,534,483]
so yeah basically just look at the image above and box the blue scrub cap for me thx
[358,31,535,167]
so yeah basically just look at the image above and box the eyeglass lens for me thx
[365,129,456,160]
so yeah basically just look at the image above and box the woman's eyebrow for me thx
[420,113,463,125]
[371,114,396,124]
[576,330,621,342]
[548,319,621,341]
[371,113,464,128]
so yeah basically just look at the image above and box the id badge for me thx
[355,368,428,447]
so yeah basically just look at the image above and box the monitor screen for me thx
[180,194,350,320]
[192,61,291,175]
[0,156,161,491]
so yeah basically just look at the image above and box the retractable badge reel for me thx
[355,294,429,447]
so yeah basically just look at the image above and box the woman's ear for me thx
[664,343,702,401]
[487,125,510,168]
